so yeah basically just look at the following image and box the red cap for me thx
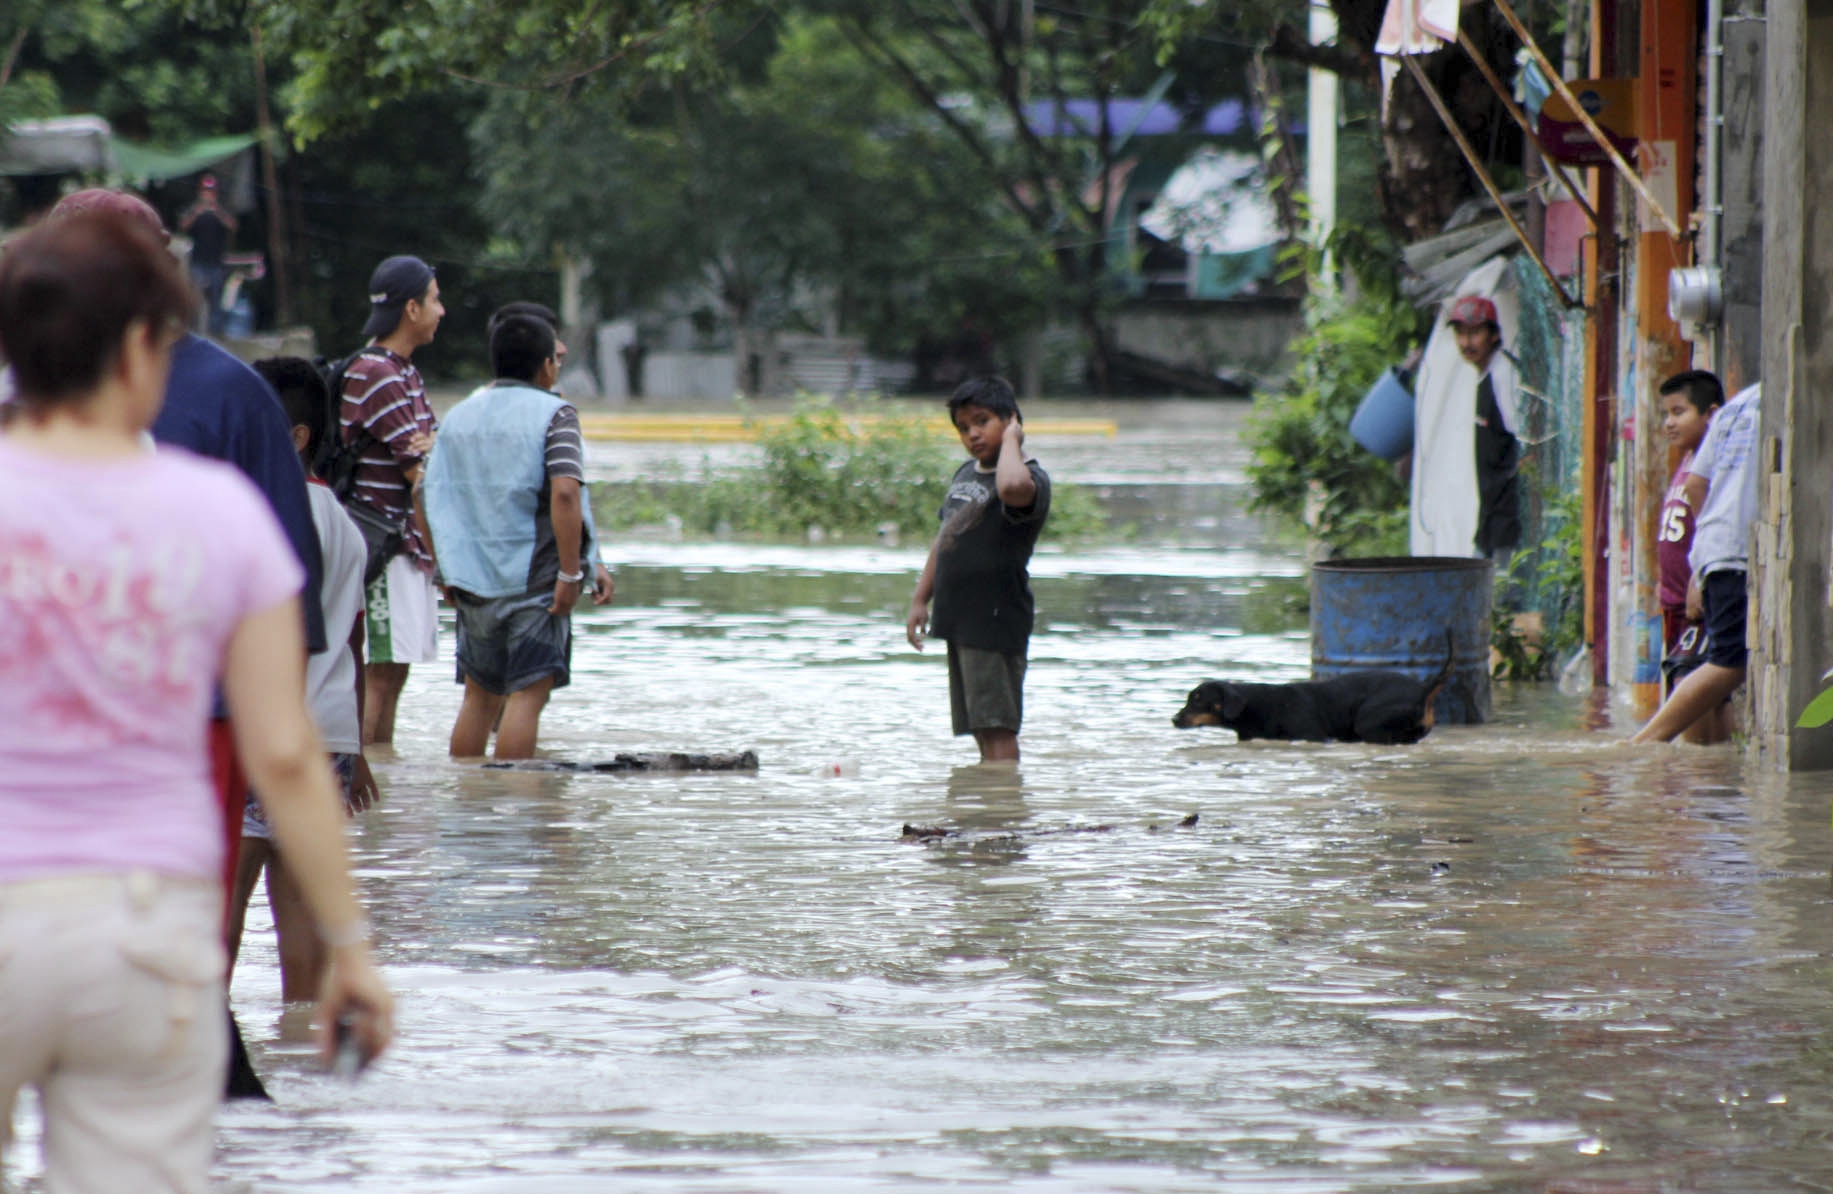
[200,173,217,190]
[49,188,169,243]
[1447,294,1498,328]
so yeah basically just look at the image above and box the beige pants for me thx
[0,871,226,1194]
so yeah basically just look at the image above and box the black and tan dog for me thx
[1172,634,1454,744]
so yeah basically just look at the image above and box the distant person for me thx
[905,376,1051,763]
[340,254,444,745]
[1653,369,1727,743]
[1409,293,1523,561]
[48,187,327,910]
[179,173,236,334]
[229,358,381,1000]
[1633,378,1760,744]
[0,209,391,1193]
[484,300,614,599]
[424,314,615,759]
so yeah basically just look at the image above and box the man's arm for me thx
[348,370,432,483]
[549,476,584,617]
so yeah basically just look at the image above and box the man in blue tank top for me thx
[421,314,612,759]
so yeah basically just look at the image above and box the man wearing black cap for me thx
[339,254,444,745]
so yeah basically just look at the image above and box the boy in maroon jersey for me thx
[1654,369,1724,742]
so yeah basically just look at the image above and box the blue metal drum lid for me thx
[1311,556,1492,577]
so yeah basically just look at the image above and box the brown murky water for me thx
[9,402,1831,1192]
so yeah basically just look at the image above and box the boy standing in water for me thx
[906,377,1051,763]
[1654,369,1725,742]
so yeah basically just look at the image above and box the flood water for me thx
[12,401,1833,1192]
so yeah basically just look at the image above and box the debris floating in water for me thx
[484,751,759,773]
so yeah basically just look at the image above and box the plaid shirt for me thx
[339,347,437,570]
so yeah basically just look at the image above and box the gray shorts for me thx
[452,588,571,695]
[947,642,1027,736]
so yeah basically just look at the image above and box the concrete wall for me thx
[1719,1,1767,391]
[1752,0,1833,769]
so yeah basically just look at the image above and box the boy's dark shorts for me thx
[1701,569,1749,670]
[946,642,1026,736]
[451,588,572,695]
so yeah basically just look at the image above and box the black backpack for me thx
[311,348,403,583]
[310,349,382,501]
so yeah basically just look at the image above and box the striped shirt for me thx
[340,347,437,569]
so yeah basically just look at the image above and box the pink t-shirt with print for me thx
[0,439,303,883]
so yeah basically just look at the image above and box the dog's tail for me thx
[1420,628,1455,728]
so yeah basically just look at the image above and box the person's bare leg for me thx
[364,662,410,745]
[450,678,507,758]
[1632,662,1746,743]
[494,677,556,760]
[264,854,327,1003]
[973,728,1020,763]
[226,837,272,976]
[1680,696,1733,745]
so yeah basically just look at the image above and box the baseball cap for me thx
[362,254,436,339]
[200,173,218,191]
[1447,294,1499,328]
[49,188,169,243]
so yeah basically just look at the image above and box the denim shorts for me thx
[946,642,1026,735]
[1701,569,1748,669]
[451,588,572,695]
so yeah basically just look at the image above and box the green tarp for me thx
[0,116,255,180]
[110,132,257,182]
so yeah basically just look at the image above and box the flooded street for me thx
[16,401,1832,1192]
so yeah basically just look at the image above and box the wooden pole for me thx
[250,26,293,326]
[1490,0,1684,240]
[1455,28,1599,228]
[1399,54,1580,308]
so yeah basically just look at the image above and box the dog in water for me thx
[1172,633,1454,744]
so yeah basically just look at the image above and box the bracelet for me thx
[319,918,372,948]
[557,568,585,584]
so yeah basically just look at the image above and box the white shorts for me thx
[365,553,439,664]
[0,872,226,1194]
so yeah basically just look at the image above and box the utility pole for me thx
[1306,1,1339,282]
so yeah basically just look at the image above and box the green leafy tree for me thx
[469,12,1054,385]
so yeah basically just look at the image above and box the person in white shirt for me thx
[228,357,381,999]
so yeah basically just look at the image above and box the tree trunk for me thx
[1271,1,1522,244]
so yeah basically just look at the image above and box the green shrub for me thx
[594,395,1110,543]
[1246,226,1426,558]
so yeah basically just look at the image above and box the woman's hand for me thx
[318,942,394,1071]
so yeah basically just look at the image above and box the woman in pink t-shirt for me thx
[0,211,392,1191]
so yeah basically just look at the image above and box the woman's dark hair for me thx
[1658,368,1725,416]
[489,313,557,383]
[253,356,331,465]
[946,375,1021,423]
[0,211,195,404]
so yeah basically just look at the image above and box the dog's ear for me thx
[1219,684,1248,721]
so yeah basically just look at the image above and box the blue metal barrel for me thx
[1310,556,1493,724]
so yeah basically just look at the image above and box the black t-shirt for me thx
[928,457,1051,653]
[189,209,229,266]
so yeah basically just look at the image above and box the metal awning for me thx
[0,116,113,176]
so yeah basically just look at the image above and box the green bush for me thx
[595,395,1110,543]
[1246,226,1427,558]
[1491,485,1585,680]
